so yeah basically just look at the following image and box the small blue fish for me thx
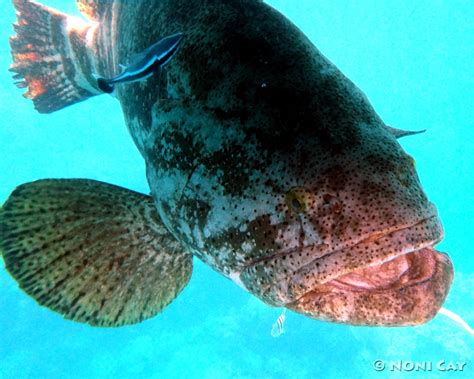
[97,32,184,93]
[271,309,287,337]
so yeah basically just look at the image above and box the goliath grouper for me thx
[1,0,457,328]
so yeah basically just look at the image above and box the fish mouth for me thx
[285,216,454,325]
[241,215,453,326]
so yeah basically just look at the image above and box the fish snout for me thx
[240,212,453,326]
[286,247,453,326]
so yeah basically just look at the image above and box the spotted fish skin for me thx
[87,0,453,325]
[7,0,453,326]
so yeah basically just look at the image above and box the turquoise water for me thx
[1,1,473,378]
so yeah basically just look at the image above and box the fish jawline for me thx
[287,246,453,326]
[283,216,454,326]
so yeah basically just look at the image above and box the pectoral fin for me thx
[0,179,192,327]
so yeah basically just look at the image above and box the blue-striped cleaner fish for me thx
[96,33,184,94]
[271,309,287,338]
[1,0,470,331]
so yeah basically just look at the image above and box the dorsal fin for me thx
[76,0,110,22]
[385,125,426,139]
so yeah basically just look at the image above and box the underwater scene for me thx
[0,0,473,378]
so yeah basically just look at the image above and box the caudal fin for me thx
[0,179,193,327]
[97,77,114,94]
[10,0,102,113]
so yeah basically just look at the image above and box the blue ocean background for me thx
[1,1,473,378]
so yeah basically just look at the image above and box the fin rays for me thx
[10,0,101,113]
[0,179,193,327]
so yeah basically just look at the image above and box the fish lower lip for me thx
[283,215,454,326]
[287,247,453,326]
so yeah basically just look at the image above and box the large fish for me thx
[1,0,453,327]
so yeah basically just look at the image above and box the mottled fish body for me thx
[2,0,456,328]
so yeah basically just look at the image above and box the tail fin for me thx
[97,77,114,94]
[10,0,102,113]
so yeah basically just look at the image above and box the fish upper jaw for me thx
[288,215,444,297]
[240,215,453,326]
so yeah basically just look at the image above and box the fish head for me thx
[236,121,453,326]
[148,99,453,326]
[146,90,453,326]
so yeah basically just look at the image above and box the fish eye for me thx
[285,189,307,213]
[291,198,303,211]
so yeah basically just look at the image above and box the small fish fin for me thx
[0,179,193,327]
[10,0,102,113]
[127,50,150,68]
[76,0,110,22]
[92,73,115,96]
[96,77,115,94]
[438,307,474,336]
[125,36,169,68]
[270,323,281,337]
[385,125,426,139]
[270,308,287,337]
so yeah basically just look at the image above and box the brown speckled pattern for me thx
[86,0,454,325]
[0,180,192,327]
[288,250,453,326]
[5,0,453,326]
